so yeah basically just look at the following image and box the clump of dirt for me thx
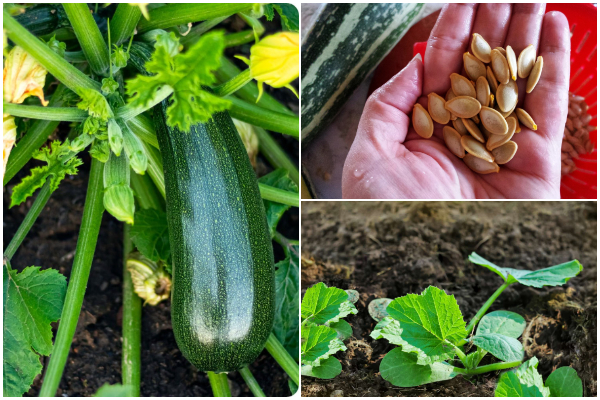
[301,202,597,397]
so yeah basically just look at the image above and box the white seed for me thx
[517,44,536,78]
[412,103,434,138]
[509,111,521,133]
[497,102,516,118]
[445,96,482,118]
[486,66,499,94]
[453,117,469,136]
[462,118,485,143]
[450,73,477,98]
[464,154,500,174]
[476,76,490,107]
[471,33,492,63]
[461,135,495,162]
[443,126,466,158]
[492,141,518,164]
[515,108,537,130]
[491,49,510,85]
[480,106,509,135]
[526,56,543,93]
[487,117,516,150]
[463,52,487,81]
[428,92,451,124]
[496,80,518,112]
[506,45,518,81]
[494,47,507,59]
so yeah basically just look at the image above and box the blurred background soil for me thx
[301,202,597,397]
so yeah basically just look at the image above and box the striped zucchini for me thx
[301,3,425,148]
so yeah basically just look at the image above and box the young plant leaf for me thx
[77,88,112,121]
[301,325,342,366]
[380,348,461,388]
[273,245,299,360]
[495,371,546,397]
[370,316,394,340]
[515,357,550,396]
[329,320,353,341]
[545,366,583,397]
[3,263,67,397]
[258,169,299,237]
[301,356,342,379]
[272,3,299,32]
[386,286,467,363]
[368,298,393,322]
[345,289,359,304]
[324,299,358,325]
[301,282,348,324]
[469,253,582,288]
[130,208,171,264]
[477,310,526,338]
[471,333,524,362]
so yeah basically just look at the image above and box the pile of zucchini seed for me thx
[412,33,543,174]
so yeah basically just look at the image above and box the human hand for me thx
[342,4,570,199]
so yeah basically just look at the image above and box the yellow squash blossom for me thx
[239,32,299,101]
[129,3,150,20]
[3,46,49,180]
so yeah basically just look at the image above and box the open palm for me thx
[342,3,570,199]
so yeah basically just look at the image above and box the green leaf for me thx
[3,263,67,397]
[10,141,82,207]
[477,310,526,339]
[273,245,299,361]
[380,348,460,388]
[77,88,112,121]
[345,289,359,304]
[464,348,486,369]
[301,357,342,379]
[301,325,339,365]
[89,139,110,163]
[93,383,135,397]
[471,333,524,362]
[324,299,358,325]
[301,282,348,324]
[469,253,582,288]
[273,4,299,32]
[370,316,394,340]
[130,208,171,263]
[368,298,393,322]
[386,286,467,363]
[496,371,546,397]
[263,4,274,20]
[258,169,299,237]
[329,320,352,341]
[545,366,582,397]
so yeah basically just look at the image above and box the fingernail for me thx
[413,53,423,62]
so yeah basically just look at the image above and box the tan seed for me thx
[443,126,466,158]
[481,124,494,140]
[486,66,499,94]
[506,45,518,81]
[450,73,477,98]
[464,52,487,81]
[526,56,543,93]
[517,44,536,78]
[471,114,480,124]
[515,108,537,130]
[491,49,510,84]
[412,103,434,138]
[445,88,457,102]
[492,141,518,164]
[471,34,492,63]
[461,136,495,163]
[496,80,518,112]
[453,117,469,135]
[445,96,481,118]
[462,118,485,143]
[464,154,500,174]
[480,106,509,135]
[509,111,521,133]
[476,76,490,107]
[487,117,516,150]
[496,102,516,118]
[494,47,507,59]
[428,92,451,124]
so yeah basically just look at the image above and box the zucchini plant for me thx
[3,3,299,397]
[370,253,583,396]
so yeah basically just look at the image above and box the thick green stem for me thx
[63,3,110,76]
[265,333,299,386]
[126,115,160,149]
[130,173,164,210]
[227,97,299,138]
[3,10,100,92]
[140,142,166,199]
[452,344,468,367]
[4,180,51,261]
[239,366,266,397]
[464,282,511,337]
[254,127,299,185]
[39,158,105,396]
[3,104,87,121]
[224,30,257,48]
[213,69,252,97]
[465,360,522,375]
[207,372,231,397]
[116,86,174,122]
[259,184,299,207]
[110,4,141,45]
[121,225,141,396]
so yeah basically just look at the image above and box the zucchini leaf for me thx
[3,262,67,397]
[546,366,583,397]
[301,356,342,379]
[10,140,82,207]
[471,333,524,363]
[301,282,348,324]
[264,4,299,32]
[273,244,299,361]
[129,208,171,271]
[495,357,550,397]
[329,320,352,341]
[258,169,298,237]
[477,310,526,338]
[301,325,345,367]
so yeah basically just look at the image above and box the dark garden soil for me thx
[301,202,597,397]
[3,10,298,397]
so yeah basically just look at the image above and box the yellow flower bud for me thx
[126,252,171,306]
[3,46,48,105]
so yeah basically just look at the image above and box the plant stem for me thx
[110,4,141,46]
[130,173,164,210]
[3,10,100,92]
[213,69,252,97]
[4,180,51,261]
[126,115,160,149]
[464,282,512,337]
[116,86,174,121]
[451,343,469,367]
[465,360,522,375]
[239,366,266,397]
[227,96,299,138]
[254,127,299,185]
[224,30,258,48]
[259,184,299,207]
[121,224,141,396]
[3,104,87,122]
[137,4,254,33]
[63,3,110,76]
[207,372,231,397]
[39,158,105,396]
[64,51,88,63]
[179,16,230,48]
[140,141,166,199]
[238,12,265,40]
[265,333,299,386]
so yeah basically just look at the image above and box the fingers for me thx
[471,4,512,49]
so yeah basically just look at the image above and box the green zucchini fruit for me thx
[300,3,424,148]
[14,4,67,36]
[154,101,275,373]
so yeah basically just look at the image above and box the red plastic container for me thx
[413,4,597,199]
